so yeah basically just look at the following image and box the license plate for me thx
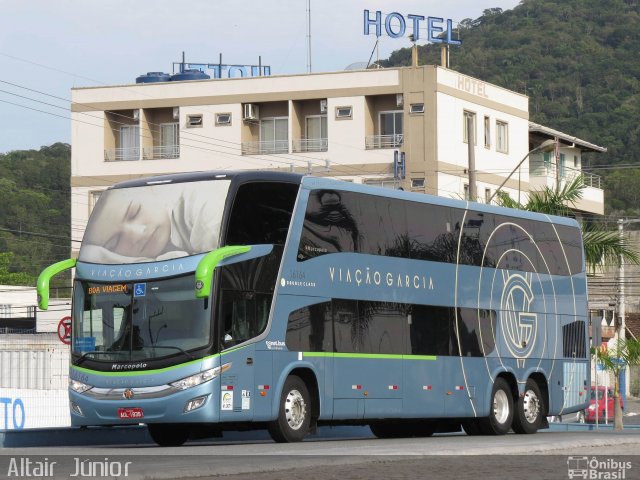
[118,407,144,419]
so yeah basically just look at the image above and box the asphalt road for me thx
[2,431,640,480]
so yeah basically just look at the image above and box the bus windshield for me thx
[72,275,210,362]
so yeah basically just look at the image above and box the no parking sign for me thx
[57,316,72,345]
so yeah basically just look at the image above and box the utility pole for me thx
[618,218,626,345]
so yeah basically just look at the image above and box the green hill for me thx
[0,143,71,288]
[381,0,640,215]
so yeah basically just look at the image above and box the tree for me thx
[496,176,640,273]
[593,338,640,430]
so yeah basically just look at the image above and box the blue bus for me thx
[38,171,589,445]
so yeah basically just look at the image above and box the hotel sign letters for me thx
[364,10,462,45]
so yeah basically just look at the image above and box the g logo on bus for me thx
[123,389,135,400]
[500,271,537,361]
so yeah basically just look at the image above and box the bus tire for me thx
[461,419,483,436]
[512,379,543,434]
[479,377,513,435]
[268,375,310,443]
[148,424,190,446]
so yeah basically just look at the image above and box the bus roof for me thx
[110,170,304,190]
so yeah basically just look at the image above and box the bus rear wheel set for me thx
[463,377,544,436]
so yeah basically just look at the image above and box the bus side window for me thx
[220,290,271,347]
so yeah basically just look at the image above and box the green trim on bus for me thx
[303,352,437,361]
[195,245,251,298]
[70,344,252,377]
[37,258,77,310]
[71,354,220,377]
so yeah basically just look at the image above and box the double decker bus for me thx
[38,171,589,445]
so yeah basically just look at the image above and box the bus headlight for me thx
[69,379,92,394]
[170,363,231,391]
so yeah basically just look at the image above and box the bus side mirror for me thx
[194,246,251,299]
[37,258,77,310]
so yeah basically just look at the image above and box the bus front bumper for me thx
[69,381,218,426]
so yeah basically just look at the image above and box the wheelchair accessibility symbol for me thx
[134,283,146,297]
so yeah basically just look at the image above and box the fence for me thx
[0,333,70,429]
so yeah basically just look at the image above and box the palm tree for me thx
[593,338,640,430]
[496,176,640,273]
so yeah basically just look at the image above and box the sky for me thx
[0,0,521,153]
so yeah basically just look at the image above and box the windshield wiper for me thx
[149,345,195,360]
[75,351,127,366]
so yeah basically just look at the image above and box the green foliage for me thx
[0,143,71,289]
[381,0,640,215]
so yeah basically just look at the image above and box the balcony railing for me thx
[241,140,289,155]
[365,134,403,149]
[530,162,602,189]
[104,148,140,162]
[292,138,328,153]
[142,145,180,160]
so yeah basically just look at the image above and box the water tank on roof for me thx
[170,69,210,81]
[136,72,171,83]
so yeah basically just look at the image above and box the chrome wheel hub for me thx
[523,389,540,423]
[284,389,306,430]
[493,389,510,424]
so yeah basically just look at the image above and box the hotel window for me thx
[187,114,203,128]
[379,110,404,147]
[159,123,179,158]
[463,111,476,144]
[410,103,425,114]
[304,115,328,152]
[335,106,352,119]
[260,117,288,154]
[485,188,491,204]
[496,120,508,153]
[484,116,490,148]
[411,178,425,188]
[119,125,140,160]
[463,183,470,200]
[215,113,232,125]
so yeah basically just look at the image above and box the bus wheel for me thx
[268,375,310,443]
[148,424,190,446]
[512,379,543,434]
[479,378,513,435]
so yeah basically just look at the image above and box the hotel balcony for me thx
[142,145,180,160]
[529,162,604,215]
[365,134,403,149]
[292,138,328,153]
[241,140,289,155]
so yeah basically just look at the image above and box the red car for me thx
[583,386,624,423]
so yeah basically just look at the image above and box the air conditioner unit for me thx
[132,109,140,121]
[172,107,179,120]
[320,99,327,113]
[396,94,404,107]
[243,103,259,120]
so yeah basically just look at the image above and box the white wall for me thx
[0,334,70,429]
